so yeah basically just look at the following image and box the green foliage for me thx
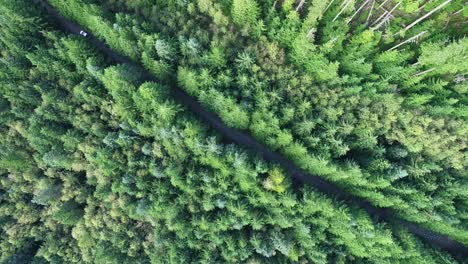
[419,38,468,76]
[263,167,288,193]
[0,0,467,263]
[52,201,84,226]
[65,0,468,244]
[231,0,260,26]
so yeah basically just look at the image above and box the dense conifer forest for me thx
[0,0,466,263]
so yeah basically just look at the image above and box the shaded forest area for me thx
[1,0,467,263]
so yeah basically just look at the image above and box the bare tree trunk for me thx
[387,31,427,51]
[324,0,336,13]
[296,0,306,11]
[376,0,391,9]
[340,0,350,8]
[306,27,315,39]
[443,16,451,29]
[371,1,401,30]
[379,6,395,19]
[414,67,435,77]
[417,0,433,12]
[333,0,353,22]
[366,0,376,24]
[348,0,371,24]
[371,10,388,26]
[403,0,452,32]
[453,8,463,15]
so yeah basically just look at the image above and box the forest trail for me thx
[35,0,468,258]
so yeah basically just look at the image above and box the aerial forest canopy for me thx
[0,0,467,263]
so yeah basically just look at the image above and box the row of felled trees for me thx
[48,0,468,243]
[2,0,463,262]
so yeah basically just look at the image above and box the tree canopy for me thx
[0,0,466,262]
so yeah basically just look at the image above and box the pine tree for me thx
[231,0,260,26]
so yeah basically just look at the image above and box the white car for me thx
[79,30,88,37]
